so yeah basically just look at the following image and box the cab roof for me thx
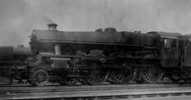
[148,31,181,39]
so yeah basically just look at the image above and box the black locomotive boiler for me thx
[1,23,191,86]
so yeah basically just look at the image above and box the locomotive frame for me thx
[1,23,191,86]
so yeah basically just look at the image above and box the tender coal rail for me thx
[1,84,191,100]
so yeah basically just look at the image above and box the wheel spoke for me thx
[142,67,163,83]
[30,68,49,86]
[103,68,133,84]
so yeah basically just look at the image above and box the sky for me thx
[0,0,191,46]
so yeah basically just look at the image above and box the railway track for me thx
[1,84,191,100]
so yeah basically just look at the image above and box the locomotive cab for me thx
[148,31,182,68]
[182,35,191,67]
[159,32,182,67]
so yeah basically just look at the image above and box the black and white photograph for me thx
[0,0,191,100]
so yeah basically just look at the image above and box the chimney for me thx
[47,23,57,31]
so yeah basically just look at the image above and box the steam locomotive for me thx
[1,23,191,86]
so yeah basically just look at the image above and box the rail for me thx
[0,84,191,100]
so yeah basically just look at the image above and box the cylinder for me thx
[54,44,61,55]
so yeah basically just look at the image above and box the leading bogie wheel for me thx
[30,68,49,86]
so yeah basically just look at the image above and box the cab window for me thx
[164,39,171,48]
[164,38,177,48]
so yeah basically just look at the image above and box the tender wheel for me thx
[182,68,191,83]
[168,71,181,83]
[30,68,49,86]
